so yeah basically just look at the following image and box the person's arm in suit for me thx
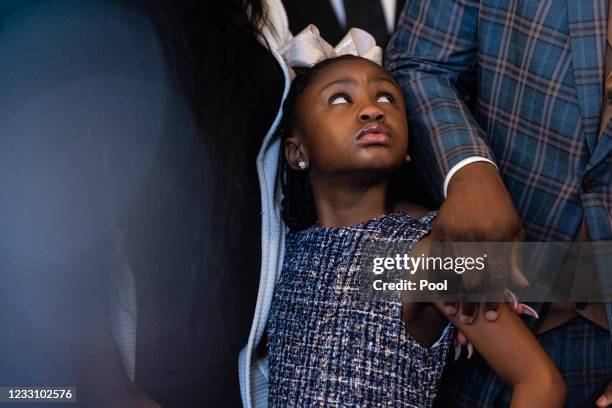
[385,0,525,322]
[385,0,496,200]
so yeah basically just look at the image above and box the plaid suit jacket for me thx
[386,0,611,243]
[386,1,612,405]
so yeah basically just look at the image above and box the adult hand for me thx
[597,380,612,407]
[432,162,528,324]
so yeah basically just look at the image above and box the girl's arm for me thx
[407,234,565,407]
[435,302,566,407]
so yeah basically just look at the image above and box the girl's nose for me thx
[358,105,384,122]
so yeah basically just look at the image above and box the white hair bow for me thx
[279,24,383,77]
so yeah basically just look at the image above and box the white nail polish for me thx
[454,344,462,361]
[467,342,474,359]
[521,304,539,319]
[504,289,519,309]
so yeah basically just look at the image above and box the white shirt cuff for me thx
[443,157,498,198]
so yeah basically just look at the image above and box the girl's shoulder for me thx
[285,203,437,243]
[393,201,432,220]
[392,201,437,227]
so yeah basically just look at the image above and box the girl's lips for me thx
[357,132,391,145]
[356,124,391,146]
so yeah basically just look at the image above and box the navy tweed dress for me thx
[267,211,453,407]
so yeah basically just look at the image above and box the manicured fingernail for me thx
[504,289,519,309]
[467,342,474,359]
[460,315,474,324]
[521,304,539,319]
[454,343,462,361]
[445,305,457,315]
[485,310,498,321]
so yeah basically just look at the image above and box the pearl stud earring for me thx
[298,160,308,170]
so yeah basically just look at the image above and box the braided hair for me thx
[279,55,360,231]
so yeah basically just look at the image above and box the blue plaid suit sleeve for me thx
[385,0,496,202]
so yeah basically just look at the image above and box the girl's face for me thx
[285,57,408,179]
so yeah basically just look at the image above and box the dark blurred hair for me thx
[278,55,361,231]
[156,0,267,233]
[147,0,265,115]
[139,0,270,402]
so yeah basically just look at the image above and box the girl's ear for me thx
[284,136,309,171]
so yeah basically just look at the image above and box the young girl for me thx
[266,54,566,407]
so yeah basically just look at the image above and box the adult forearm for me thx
[396,75,496,200]
[386,0,495,200]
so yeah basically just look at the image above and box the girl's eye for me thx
[330,94,350,105]
[377,94,395,103]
